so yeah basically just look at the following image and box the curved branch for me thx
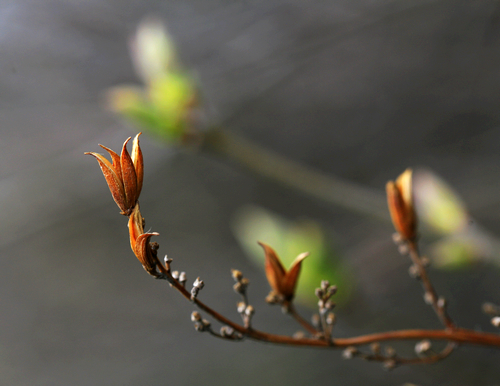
[155,258,500,350]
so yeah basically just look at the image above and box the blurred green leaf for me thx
[412,170,500,269]
[430,236,481,269]
[130,17,179,84]
[106,18,198,144]
[414,170,468,235]
[231,205,354,306]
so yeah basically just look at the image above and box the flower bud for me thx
[259,242,309,304]
[386,169,417,241]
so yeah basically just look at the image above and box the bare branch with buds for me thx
[86,137,500,370]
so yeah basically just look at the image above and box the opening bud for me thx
[386,169,417,241]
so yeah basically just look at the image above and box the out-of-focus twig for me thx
[202,128,389,221]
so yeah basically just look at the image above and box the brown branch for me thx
[154,256,500,350]
[287,303,320,336]
[334,328,500,348]
[407,240,455,329]
[353,341,456,368]
[87,135,500,368]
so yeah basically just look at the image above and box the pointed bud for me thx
[85,150,127,213]
[258,242,309,303]
[120,137,138,211]
[131,133,144,198]
[386,168,417,241]
[128,204,144,252]
[259,242,286,296]
[134,232,160,277]
[86,134,145,215]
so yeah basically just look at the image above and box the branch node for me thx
[191,277,204,300]
[342,346,359,360]
[415,339,432,355]
[491,316,500,328]
[423,292,434,305]
[163,255,172,271]
[326,312,336,326]
[384,346,396,359]
[237,301,246,314]
[370,342,381,355]
[383,359,397,371]
[408,264,420,279]
[482,302,500,316]
[179,272,187,287]
[191,310,201,321]
[437,297,447,310]
[293,331,305,339]
[265,291,280,305]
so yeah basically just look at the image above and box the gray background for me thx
[1,0,500,385]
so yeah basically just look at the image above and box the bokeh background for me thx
[2,0,500,384]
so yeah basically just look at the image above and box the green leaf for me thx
[414,170,468,235]
[430,236,481,269]
[106,18,198,145]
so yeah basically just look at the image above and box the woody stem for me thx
[407,240,455,329]
[319,311,332,343]
[287,303,320,336]
[152,258,500,350]
[356,341,456,366]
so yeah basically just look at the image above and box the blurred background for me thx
[2,0,500,384]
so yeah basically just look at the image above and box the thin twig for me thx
[408,240,455,329]
[201,129,389,221]
[356,341,456,367]
[287,303,320,336]
[154,257,500,349]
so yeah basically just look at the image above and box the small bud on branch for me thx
[386,169,417,242]
[86,134,500,370]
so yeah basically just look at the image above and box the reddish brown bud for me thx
[386,169,417,241]
[86,133,144,215]
[258,242,309,303]
[131,133,144,199]
[128,203,160,277]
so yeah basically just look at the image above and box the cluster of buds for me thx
[343,343,400,371]
[171,270,187,286]
[220,326,243,340]
[231,269,249,298]
[386,169,417,243]
[408,256,430,279]
[380,346,398,370]
[316,281,336,316]
[191,311,211,332]
[259,242,309,307]
[86,134,161,277]
[315,280,337,338]
[237,302,255,328]
[191,277,204,300]
[231,270,254,327]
